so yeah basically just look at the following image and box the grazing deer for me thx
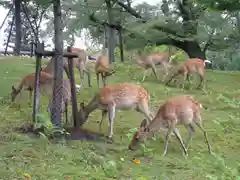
[76,83,154,142]
[11,71,53,106]
[165,58,212,89]
[95,49,115,88]
[131,49,174,82]
[42,47,92,89]
[11,71,72,124]
[128,95,212,156]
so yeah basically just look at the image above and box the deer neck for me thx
[84,96,99,117]
[42,58,55,76]
[146,116,164,138]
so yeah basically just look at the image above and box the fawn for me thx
[11,71,72,124]
[128,95,212,156]
[76,83,154,142]
[95,49,115,88]
[165,58,212,89]
[131,51,174,82]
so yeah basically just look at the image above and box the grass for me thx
[0,56,240,180]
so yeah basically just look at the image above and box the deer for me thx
[128,95,212,156]
[42,47,92,89]
[11,71,72,124]
[130,48,174,83]
[165,58,212,89]
[76,83,154,142]
[95,49,116,88]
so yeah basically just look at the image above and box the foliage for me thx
[1,0,49,50]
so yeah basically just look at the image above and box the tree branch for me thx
[89,13,122,31]
[203,28,215,53]
[153,25,186,38]
[116,1,147,23]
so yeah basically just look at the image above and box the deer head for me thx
[128,119,150,150]
[78,101,89,126]
[11,86,20,102]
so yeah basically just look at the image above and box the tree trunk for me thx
[182,41,206,59]
[156,39,206,60]
[51,0,64,128]
[119,28,124,62]
[14,0,21,56]
[106,0,115,63]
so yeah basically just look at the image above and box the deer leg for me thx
[107,105,116,142]
[184,124,195,150]
[162,125,174,156]
[197,74,204,89]
[162,64,169,82]
[28,88,33,107]
[151,65,159,81]
[181,72,187,90]
[173,128,188,156]
[194,116,212,154]
[64,101,68,125]
[141,69,148,82]
[101,73,106,87]
[79,69,84,88]
[96,73,100,88]
[165,73,178,86]
[99,110,108,132]
[85,69,92,87]
[136,99,152,123]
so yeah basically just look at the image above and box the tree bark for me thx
[51,0,64,128]
[119,28,124,62]
[106,0,115,63]
[14,0,21,56]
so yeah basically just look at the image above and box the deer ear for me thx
[12,86,16,91]
[80,102,85,109]
[140,119,147,128]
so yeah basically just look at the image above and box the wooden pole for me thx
[67,47,79,127]
[32,42,43,123]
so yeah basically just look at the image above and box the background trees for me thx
[1,0,240,70]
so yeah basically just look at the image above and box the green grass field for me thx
[0,56,240,180]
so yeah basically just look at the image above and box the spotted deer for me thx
[165,58,212,89]
[128,95,212,156]
[42,47,92,89]
[131,49,174,82]
[95,49,115,88]
[11,71,72,124]
[76,83,154,142]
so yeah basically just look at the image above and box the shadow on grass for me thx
[12,123,106,142]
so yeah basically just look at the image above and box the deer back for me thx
[183,58,205,75]
[97,83,149,108]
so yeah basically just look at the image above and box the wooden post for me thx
[32,42,43,123]
[67,46,79,127]
[14,0,21,56]
[51,0,64,128]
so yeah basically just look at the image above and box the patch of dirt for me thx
[13,123,106,142]
[65,127,105,142]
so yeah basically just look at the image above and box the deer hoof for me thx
[107,137,114,144]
